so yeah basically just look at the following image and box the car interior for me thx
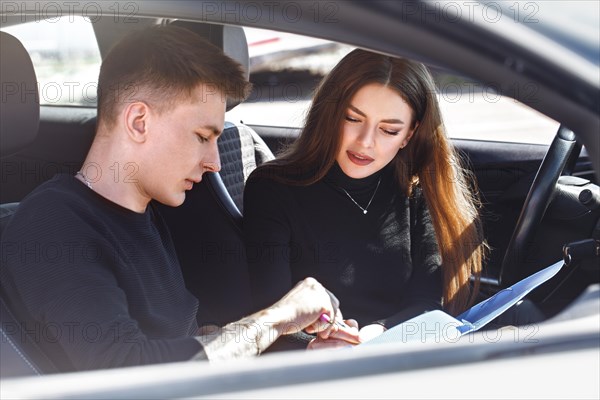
[0,14,598,380]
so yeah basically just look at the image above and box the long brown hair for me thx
[253,49,485,315]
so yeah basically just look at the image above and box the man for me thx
[0,25,358,371]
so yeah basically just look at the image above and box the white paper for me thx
[362,260,565,345]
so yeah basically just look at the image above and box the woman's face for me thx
[336,83,417,179]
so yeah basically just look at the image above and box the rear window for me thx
[1,16,101,106]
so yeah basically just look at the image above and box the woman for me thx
[243,49,486,342]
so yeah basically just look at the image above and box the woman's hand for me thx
[306,321,387,350]
[307,318,360,350]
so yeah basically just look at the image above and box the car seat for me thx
[158,21,275,326]
[0,31,60,378]
[0,28,38,237]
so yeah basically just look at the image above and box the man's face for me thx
[139,84,225,207]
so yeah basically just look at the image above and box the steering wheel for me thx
[498,125,580,286]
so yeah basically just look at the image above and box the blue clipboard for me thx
[362,260,564,345]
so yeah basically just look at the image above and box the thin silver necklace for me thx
[76,170,93,189]
[339,177,381,215]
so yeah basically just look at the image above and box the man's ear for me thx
[124,102,149,143]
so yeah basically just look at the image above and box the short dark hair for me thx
[97,25,251,129]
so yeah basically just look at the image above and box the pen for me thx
[319,313,351,329]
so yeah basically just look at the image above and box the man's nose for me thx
[203,161,221,173]
[202,143,221,173]
[202,158,221,173]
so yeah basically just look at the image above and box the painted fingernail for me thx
[319,313,333,324]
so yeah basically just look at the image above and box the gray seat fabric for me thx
[0,301,42,378]
[218,121,274,213]
[0,297,59,378]
[0,203,19,241]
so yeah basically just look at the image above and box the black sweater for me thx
[244,163,442,328]
[0,174,204,372]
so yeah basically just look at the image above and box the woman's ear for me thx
[402,121,419,148]
[124,101,149,143]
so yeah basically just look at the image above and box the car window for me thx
[227,27,559,145]
[1,16,101,107]
[226,26,355,128]
[433,71,560,145]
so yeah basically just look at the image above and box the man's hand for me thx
[197,277,360,361]
[268,278,360,344]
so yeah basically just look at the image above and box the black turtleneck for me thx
[244,163,442,328]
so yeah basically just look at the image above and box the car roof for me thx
[487,0,599,66]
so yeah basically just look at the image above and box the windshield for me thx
[479,0,599,66]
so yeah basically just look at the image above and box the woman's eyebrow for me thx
[348,104,405,125]
[348,104,367,117]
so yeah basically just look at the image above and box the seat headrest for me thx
[0,31,39,157]
[170,21,249,111]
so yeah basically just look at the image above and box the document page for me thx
[362,260,565,345]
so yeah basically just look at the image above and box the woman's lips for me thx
[347,150,374,166]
